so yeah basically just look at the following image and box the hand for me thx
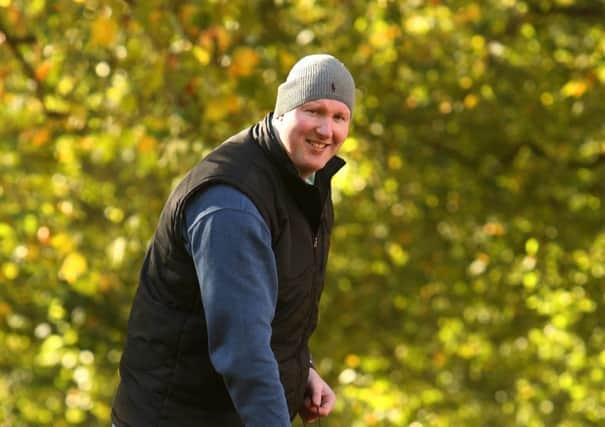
[298,367,336,423]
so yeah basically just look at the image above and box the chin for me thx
[300,157,329,175]
[309,162,326,173]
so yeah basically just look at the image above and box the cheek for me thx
[333,128,349,148]
[332,141,345,154]
[299,122,317,137]
[291,124,310,140]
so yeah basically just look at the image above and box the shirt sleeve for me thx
[183,185,291,427]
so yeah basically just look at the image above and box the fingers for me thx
[311,384,323,407]
[299,402,319,423]
[305,389,335,418]
[299,368,336,422]
[318,388,336,415]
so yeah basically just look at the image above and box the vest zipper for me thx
[299,207,325,404]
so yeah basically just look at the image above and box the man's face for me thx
[276,99,351,179]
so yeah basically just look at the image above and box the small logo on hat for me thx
[331,82,336,92]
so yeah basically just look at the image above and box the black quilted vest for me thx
[112,114,344,426]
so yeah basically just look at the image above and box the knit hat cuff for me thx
[274,55,355,116]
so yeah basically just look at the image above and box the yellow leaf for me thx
[459,76,473,89]
[66,408,86,424]
[204,98,227,122]
[363,413,379,426]
[230,47,260,78]
[198,26,230,54]
[148,10,162,25]
[59,252,88,284]
[339,136,359,155]
[460,4,481,22]
[561,79,589,98]
[138,135,157,153]
[525,238,539,255]
[48,299,66,320]
[179,4,198,26]
[540,92,554,106]
[464,93,479,109]
[404,15,432,36]
[36,334,63,366]
[345,354,361,368]
[107,237,127,266]
[523,271,539,289]
[387,154,402,170]
[471,35,486,51]
[0,303,10,322]
[70,276,98,296]
[104,206,125,223]
[204,95,240,122]
[193,46,211,65]
[387,243,409,267]
[37,226,51,244]
[1,262,18,280]
[597,65,605,84]
[213,27,230,52]
[483,221,505,236]
[91,16,118,47]
[279,51,296,74]
[32,128,50,146]
[35,60,51,81]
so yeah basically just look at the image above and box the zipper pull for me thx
[313,235,319,248]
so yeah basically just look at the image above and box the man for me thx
[112,53,355,426]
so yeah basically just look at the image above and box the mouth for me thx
[307,140,330,150]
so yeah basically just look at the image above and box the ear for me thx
[272,114,284,129]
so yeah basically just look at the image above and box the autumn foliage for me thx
[1,1,605,426]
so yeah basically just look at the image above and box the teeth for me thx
[309,141,328,149]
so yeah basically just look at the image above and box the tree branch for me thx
[0,24,67,119]
[528,3,605,20]
[423,139,479,169]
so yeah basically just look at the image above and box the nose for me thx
[316,118,332,139]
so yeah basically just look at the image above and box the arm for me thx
[298,367,336,423]
[184,185,290,426]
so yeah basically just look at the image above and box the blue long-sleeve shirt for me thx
[182,184,291,426]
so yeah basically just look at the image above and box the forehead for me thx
[298,99,350,114]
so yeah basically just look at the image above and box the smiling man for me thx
[112,54,355,427]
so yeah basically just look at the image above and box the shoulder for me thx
[184,184,262,228]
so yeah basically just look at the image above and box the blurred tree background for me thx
[1,0,605,425]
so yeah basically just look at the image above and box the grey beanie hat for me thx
[274,54,355,117]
